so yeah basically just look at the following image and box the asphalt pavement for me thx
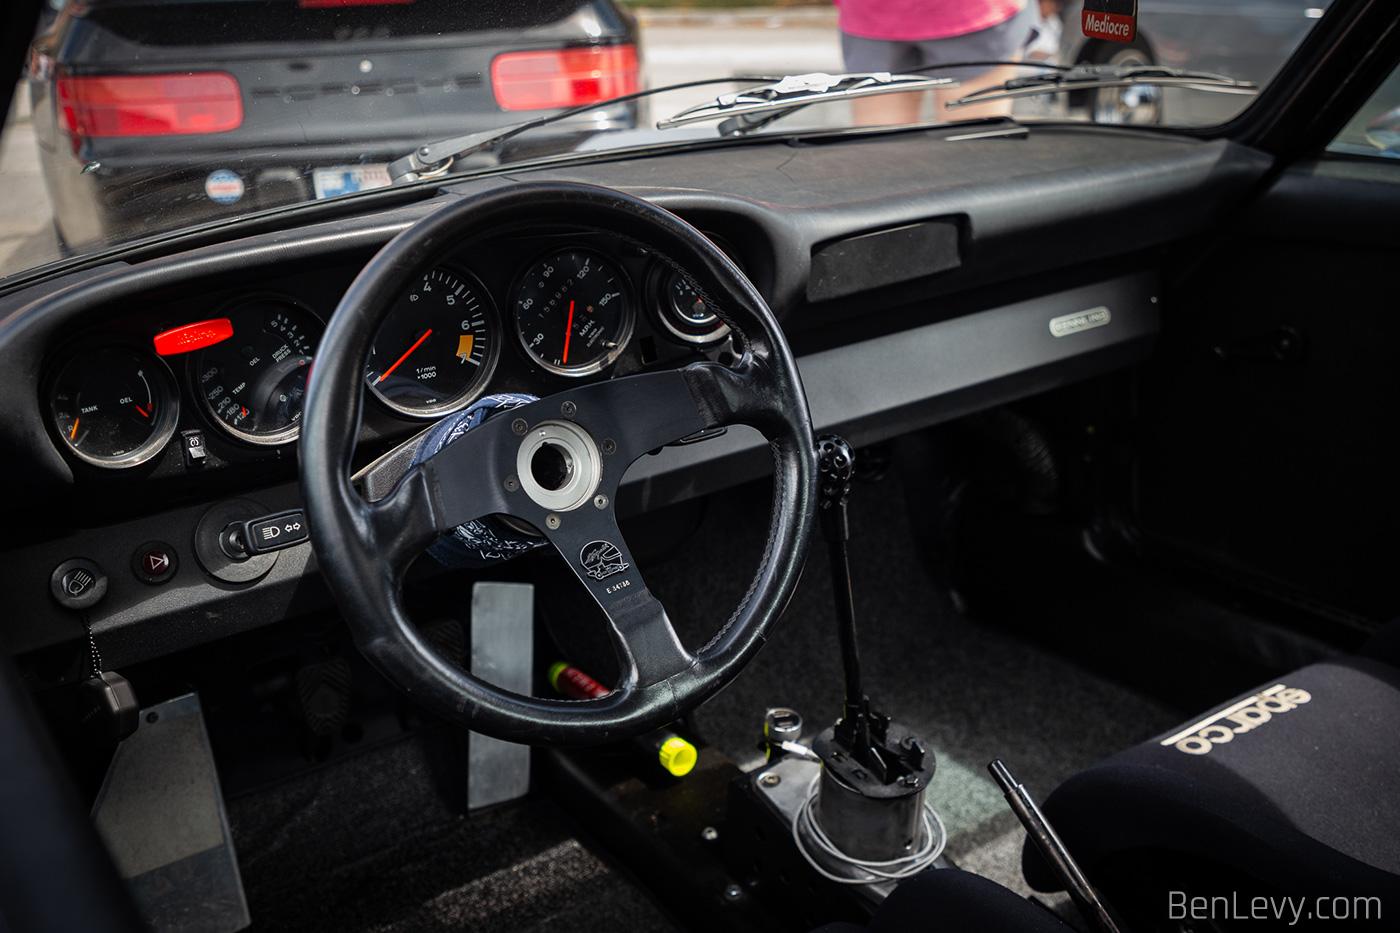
[0,8,845,279]
[1,96,59,276]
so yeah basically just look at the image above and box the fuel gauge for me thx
[50,346,180,468]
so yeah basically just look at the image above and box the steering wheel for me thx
[301,181,817,745]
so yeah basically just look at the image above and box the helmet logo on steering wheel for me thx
[580,540,629,581]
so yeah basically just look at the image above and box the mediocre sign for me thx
[1082,0,1138,44]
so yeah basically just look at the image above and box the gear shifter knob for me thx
[816,434,854,542]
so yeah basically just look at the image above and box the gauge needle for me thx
[134,405,149,418]
[70,417,79,440]
[563,300,575,364]
[375,329,433,385]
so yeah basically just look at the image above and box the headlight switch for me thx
[234,509,310,556]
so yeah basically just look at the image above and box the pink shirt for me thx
[835,0,1025,42]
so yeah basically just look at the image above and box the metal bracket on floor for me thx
[91,692,251,933]
[468,581,535,810]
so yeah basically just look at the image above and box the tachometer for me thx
[193,297,321,444]
[50,346,179,468]
[513,248,634,377]
[366,267,498,418]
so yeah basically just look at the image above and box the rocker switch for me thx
[238,510,309,555]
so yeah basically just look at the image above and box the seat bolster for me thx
[1023,656,1400,898]
[1022,762,1400,902]
[870,870,1075,933]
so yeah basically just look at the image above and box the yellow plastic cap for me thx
[547,661,570,693]
[657,736,697,777]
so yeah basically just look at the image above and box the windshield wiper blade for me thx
[657,72,958,136]
[387,74,784,183]
[946,63,1256,110]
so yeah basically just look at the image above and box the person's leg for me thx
[852,90,926,126]
[842,33,927,126]
[920,2,1039,122]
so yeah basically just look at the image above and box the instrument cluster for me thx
[43,233,738,471]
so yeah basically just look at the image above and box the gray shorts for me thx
[841,2,1038,80]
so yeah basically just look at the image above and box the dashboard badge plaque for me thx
[1049,306,1111,338]
[580,540,629,581]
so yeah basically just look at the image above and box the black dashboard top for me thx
[0,122,1271,675]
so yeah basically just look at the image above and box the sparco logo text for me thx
[1160,684,1312,756]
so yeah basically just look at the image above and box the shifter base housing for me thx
[812,720,936,862]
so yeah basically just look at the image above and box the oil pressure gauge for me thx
[192,297,321,444]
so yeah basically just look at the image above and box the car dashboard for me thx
[0,123,1273,686]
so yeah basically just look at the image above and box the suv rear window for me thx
[84,0,585,45]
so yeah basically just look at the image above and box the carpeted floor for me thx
[226,731,677,933]
[643,471,1181,892]
[225,466,1180,930]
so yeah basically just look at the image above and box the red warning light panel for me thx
[154,318,234,356]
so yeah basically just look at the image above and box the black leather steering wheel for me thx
[301,181,817,745]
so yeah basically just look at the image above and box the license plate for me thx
[312,164,391,199]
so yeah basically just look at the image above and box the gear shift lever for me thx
[807,435,938,864]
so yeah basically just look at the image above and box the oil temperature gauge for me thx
[50,346,179,468]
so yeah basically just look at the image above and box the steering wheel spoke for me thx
[527,369,715,468]
[364,415,519,567]
[681,359,791,433]
[541,506,695,688]
[363,465,445,568]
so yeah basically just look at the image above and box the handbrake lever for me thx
[990,760,1125,933]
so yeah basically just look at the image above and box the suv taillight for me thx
[56,73,243,138]
[491,45,639,112]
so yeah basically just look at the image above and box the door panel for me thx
[1131,158,1400,625]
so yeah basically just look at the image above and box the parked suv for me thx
[27,0,640,251]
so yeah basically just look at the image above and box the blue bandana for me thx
[410,393,548,568]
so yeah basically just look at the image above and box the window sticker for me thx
[204,170,245,205]
[1083,0,1138,44]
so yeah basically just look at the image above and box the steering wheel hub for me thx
[517,419,601,513]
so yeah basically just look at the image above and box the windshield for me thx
[0,0,1335,282]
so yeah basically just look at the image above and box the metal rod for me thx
[826,529,865,723]
[816,435,867,735]
[988,760,1123,933]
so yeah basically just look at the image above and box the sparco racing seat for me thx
[812,869,1076,933]
[1022,625,1400,929]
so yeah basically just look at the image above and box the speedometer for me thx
[513,249,634,377]
[193,297,321,444]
